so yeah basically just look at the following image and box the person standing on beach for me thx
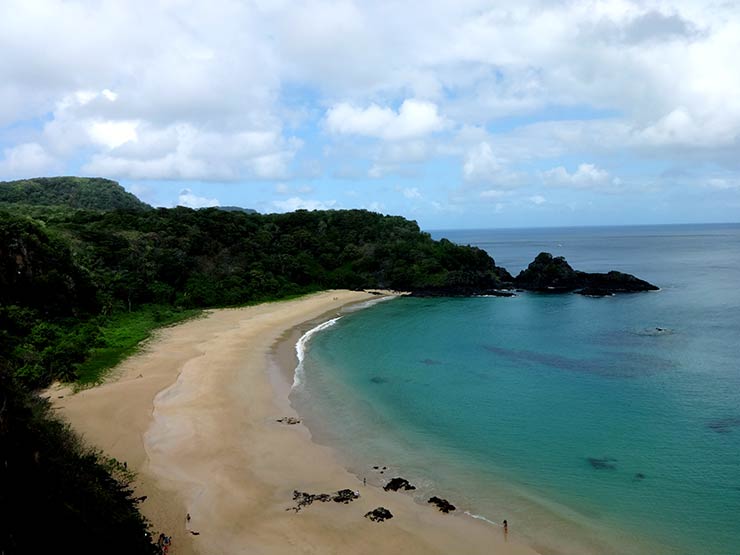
[503,519,508,540]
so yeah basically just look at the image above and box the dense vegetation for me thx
[1,193,507,388]
[0,176,150,211]
[0,367,159,554]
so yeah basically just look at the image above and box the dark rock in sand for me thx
[333,489,360,504]
[290,490,327,512]
[365,507,393,522]
[384,477,416,492]
[514,252,658,295]
[277,416,301,425]
[587,457,617,470]
[289,489,358,511]
[428,496,456,513]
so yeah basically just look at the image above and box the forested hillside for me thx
[1,196,507,389]
[0,367,159,554]
[0,177,150,211]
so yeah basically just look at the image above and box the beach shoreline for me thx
[51,290,539,555]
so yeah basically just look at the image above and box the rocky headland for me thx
[409,251,657,297]
[512,252,658,295]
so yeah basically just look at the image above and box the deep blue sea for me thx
[290,224,740,555]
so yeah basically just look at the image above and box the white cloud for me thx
[2,0,740,207]
[272,197,337,212]
[101,88,118,102]
[325,99,447,140]
[177,188,220,208]
[543,163,613,189]
[461,141,524,190]
[529,195,546,205]
[463,142,502,182]
[82,124,299,181]
[704,178,738,190]
[0,143,56,178]
[88,120,139,149]
[402,187,422,199]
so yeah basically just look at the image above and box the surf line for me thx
[292,317,342,389]
[464,511,505,527]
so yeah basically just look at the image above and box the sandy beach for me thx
[51,290,539,555]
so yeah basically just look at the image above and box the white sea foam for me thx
[292,317,342,389]
[292,295,400,389]
[341,294,396,313]
[464,511,502,527]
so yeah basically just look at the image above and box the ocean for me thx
[288,224,740,555]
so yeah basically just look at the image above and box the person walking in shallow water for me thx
[503,519,508,540]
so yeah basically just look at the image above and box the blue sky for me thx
[1,0,739,229]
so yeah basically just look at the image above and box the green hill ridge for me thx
[0,176,151,211]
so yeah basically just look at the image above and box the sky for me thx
[1,0,739,230]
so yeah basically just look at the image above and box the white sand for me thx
[51,290,539,554]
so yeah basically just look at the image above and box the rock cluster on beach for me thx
[428,496,456,513]
[276,416,301,425]
[365,507,393,522]
[333,489,359,504]
[288,489,359,512]
[383,477,416,492]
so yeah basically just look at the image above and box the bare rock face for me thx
[383,477,416,492]
[428,496,456,513]
[365,507,393,522]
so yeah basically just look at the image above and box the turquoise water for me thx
[290,224,740,555]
